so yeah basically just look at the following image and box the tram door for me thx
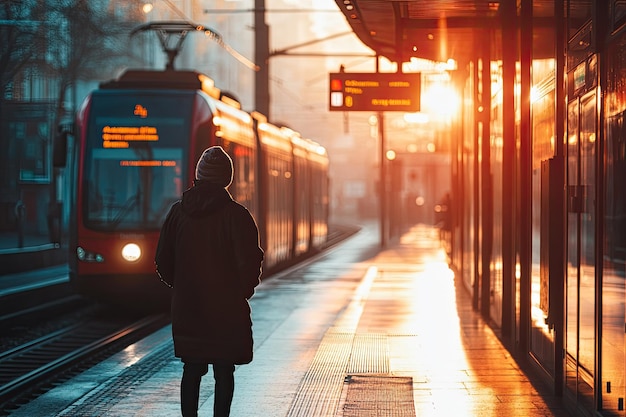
[565,90,597,411]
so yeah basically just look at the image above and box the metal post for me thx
[552,0,565,396]
[254,0,270,118]
[500,0,517,344]
[480,33,493,319]
[15,199,25,248]
[376,55,386,248]
[519,0,533,354]
[379,111,386,248]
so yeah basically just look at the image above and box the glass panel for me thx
[603,109,626,416]
[612,0,626,30]
[578,93,596,376]
[3,103,55,184]
[566,99,580,392]
[565,91,597,411]
[602,30,626,416]
[222,140,255,214]
[568,0,592,38]
[84,92,193,231]
[462,62,476,293]
[530,88,556,368]
[490,61,504,327]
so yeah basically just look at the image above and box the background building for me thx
[0,0,451,245]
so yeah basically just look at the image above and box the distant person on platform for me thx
[155,146,264,417]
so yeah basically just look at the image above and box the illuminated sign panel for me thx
[102,126,159,147]
[100,103,161,148]
[329,72,421,112]
[97,103,176,168]
[119,160,177,167]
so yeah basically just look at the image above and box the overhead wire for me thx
[158,0,259,71]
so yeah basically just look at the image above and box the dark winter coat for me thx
[155,181,264,364]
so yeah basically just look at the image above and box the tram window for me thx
[86,148,183,229]
[227,143,255,210]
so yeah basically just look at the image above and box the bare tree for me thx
[48,0,148,123]
[0,0,49,96]
[0,0,148,240]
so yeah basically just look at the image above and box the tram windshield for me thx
[83,92,194,231]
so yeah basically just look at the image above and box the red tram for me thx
[67,69,328,308]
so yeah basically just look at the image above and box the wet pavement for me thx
[6,224,570,416]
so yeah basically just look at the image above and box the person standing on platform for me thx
[155,146,264,417]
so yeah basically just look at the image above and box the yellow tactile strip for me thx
[286,331,354,417]
[342,375,416,417]
[286,331,394,417]
[287,266,399,416]
[348,333,389,374]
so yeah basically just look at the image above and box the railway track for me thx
[0,312,169,415]
[324,224,360,248]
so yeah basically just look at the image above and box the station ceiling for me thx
[332,1,567,65]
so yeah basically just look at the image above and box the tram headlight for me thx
[77,246,104,263]
[122,243,141,262]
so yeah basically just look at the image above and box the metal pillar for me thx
[519,0,533,354]
[480,32,493,319]
[254,0,270,118]
[500,0,517,345]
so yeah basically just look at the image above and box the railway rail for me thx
[0,311,168,415]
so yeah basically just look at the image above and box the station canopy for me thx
[333,1,570,65]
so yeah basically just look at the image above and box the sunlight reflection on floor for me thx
[366,236,477,415]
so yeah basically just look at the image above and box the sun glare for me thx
[422,83,460,116]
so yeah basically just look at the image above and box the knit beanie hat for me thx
[195,146,233,187]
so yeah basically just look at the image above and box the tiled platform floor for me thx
[8,224,571,416]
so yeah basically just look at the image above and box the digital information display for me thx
[99,104,177,167]
[329,72,421,112]
[102,125,159,148]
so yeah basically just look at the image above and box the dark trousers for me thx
[181,361,235,417]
